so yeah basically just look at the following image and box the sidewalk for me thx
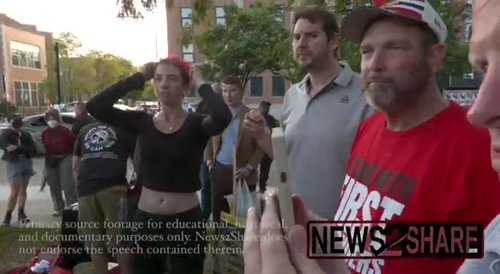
[0,184,206,227]
[0,185,58,226]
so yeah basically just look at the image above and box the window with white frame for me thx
[13,81,41,106]
[215,6,225,25]
[10,41,42,69]
[182,44,194,63]
[180,7,192,28]
[275,4,284,22]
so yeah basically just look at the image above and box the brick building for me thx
[166,0,292,105]
[0,13,51,108]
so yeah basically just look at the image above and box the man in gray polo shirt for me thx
[243,6,372,218]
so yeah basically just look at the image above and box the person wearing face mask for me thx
[0,116,37,226]
[41,109,77,217]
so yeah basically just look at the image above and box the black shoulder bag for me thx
[120,138,142,223]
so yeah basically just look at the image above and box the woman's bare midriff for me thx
[137,186,199,215]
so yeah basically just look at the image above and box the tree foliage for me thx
[40,33,138,103]
[184,4,294,87]
[116,0,471,79]
[116,0,214,21]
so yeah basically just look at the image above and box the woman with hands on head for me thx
[86,56,232,274]
[243,193,350,274]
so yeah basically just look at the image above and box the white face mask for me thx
[47,120,58,128]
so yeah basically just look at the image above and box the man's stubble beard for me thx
[364,61,430,113]
[298,50,331,73]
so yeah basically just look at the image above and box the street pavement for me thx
[0,157,198,227]
[0,157,273,227]
[0,157,56,226]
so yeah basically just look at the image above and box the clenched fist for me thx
[190,66,205,89]
[243,110,267,140]
[140,62,157,81]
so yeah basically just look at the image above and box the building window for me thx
[180,7,192,28]
[275,5,284,22]
[250,76,263,97]
[215,6,226,25]
[13,81,40,106]
[182,44,194,63]
[30,82,39,106]
[272,75,285,96]
[10,41,42,69]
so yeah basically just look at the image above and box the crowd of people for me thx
[1,0,500,273]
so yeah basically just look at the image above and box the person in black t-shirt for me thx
[72,121,134,274]
[85,56,231,274]
[196,82,222,220]
[71,101,95,135]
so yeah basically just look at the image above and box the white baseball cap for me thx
[341,0,448,44]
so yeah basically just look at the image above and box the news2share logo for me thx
[307,221,484,259]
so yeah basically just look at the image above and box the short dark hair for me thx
[221,76,243,90]
[45,109,61,121]
[293,6,340,56]
[8,115,22,123]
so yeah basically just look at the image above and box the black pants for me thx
[129,206,205,274]
[259,154,273,192]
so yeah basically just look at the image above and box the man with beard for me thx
[242,1,500,274]
[458,0,500,273]
[331,1,500,273]
[242,6,372,218]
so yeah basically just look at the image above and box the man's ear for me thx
[330,33,340,53]
[429,43,447,75]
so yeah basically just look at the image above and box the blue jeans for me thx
[5,156,35,182]
[199,162,211,219]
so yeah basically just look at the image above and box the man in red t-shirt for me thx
[332,1,500,274]
[242,1,500,274]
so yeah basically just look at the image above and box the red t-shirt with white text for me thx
[334,102,500,274]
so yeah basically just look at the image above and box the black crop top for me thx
[86,73,232,193]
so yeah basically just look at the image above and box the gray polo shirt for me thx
[281,62,373,218]
[457,214,500,274]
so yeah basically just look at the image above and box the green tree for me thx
[40,33,140,103]
[116,0,214,22]
[115,0,470,79]
[56,32,82,57]
[141,81,156,101]
[86,51,136,91]
[185,4,294,87]
[60,56,97,100]
[41,56,97,102]
[40,39,58,102]
[40,33,86,102]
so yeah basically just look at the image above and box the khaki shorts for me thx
[78,185,127,251]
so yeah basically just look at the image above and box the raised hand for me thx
[242,110,267,140]
[140,62,157,81]
[243,193,329,274]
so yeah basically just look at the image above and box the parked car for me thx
[0,113,76,154]
[59,101,134,115]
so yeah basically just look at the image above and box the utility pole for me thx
[155,29,159,60]
[54,42,62,106]
[1,74,6,97]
